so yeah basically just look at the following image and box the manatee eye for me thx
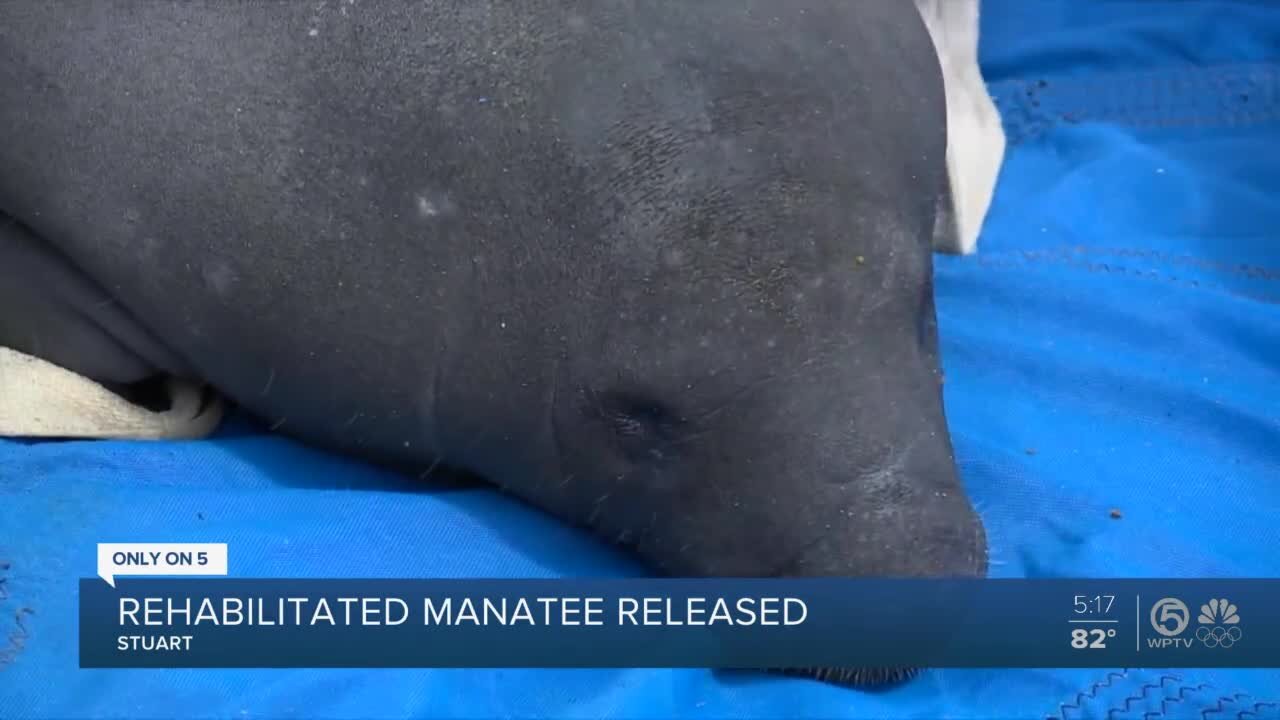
[609,411,649,438]
[586,389,684,462]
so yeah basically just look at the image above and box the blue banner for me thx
[78,578,1277,668]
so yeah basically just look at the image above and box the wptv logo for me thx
[1148,597,1242,649]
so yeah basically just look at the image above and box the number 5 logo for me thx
[1150,598,1190,637]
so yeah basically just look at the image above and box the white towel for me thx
[0,345,224,440]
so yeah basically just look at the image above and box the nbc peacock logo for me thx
[1194,598,1242,649]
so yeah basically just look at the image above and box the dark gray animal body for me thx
[0,0,986,677]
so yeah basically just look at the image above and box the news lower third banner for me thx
[79,547,1278,669]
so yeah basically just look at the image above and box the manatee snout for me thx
[552,364,988,583]
[759,448,989,582]
[548,339,986,689]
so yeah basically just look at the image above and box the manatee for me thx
[0,0,987,684]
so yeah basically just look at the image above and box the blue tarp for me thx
[3,0,1278,717]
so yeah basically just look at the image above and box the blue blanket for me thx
[3,1,1279,717]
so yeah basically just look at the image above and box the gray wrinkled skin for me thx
[0,0,986,599]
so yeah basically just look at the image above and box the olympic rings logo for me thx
[1195,625,1242,648]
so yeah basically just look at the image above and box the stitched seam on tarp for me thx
[1051,672,1280,720]
[988,63,1280,144]
[1238,701,1280,719]
[1050,668,1130,719]
[1106,674,1185,719]
[1143,682,1214,720]
[966,249,1280,305]
[1065,247,1280,284]
[985,245,1280,288]
[1239,702,1280,717]
[1200,692,1277,719]
[977,243,1280,285]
